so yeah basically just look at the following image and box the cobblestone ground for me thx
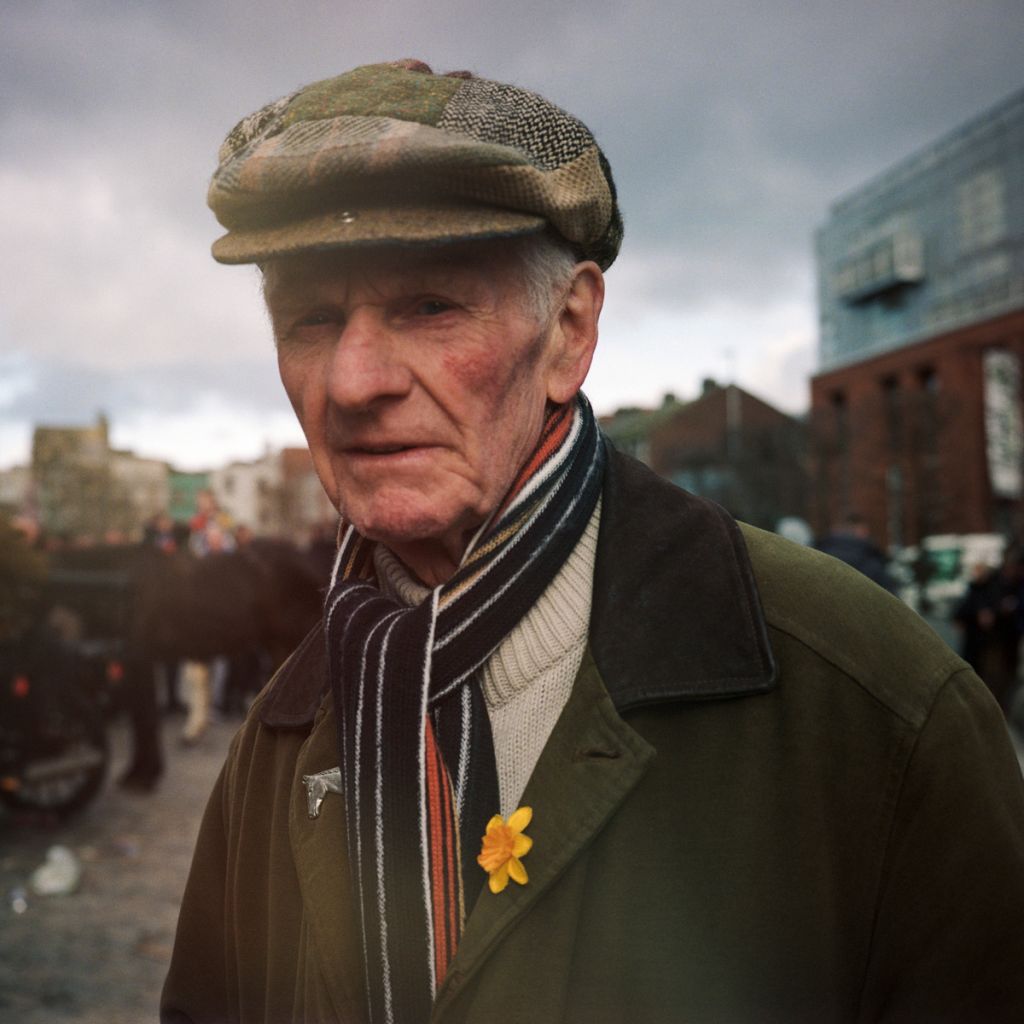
[0,712,235,1023]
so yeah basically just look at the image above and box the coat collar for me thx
[259,622,327,729]
[590,443,776,709]
[259,443,775,730]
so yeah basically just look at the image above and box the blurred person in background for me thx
[218,524,270,718]
[954,555,1024,720]
[815,512,899,594]
[179,517,235,745]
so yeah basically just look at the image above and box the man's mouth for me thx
[347,443,418,455]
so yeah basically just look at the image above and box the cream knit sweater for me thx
[374,502,600,818]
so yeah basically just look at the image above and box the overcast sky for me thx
[2,0,1023,470]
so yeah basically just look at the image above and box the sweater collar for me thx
[259,443,775,729]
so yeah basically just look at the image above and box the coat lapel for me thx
[434,649,655,1010]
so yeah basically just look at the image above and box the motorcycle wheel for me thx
[0,701,109,817]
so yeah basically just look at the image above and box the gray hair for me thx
[504,231,580,328]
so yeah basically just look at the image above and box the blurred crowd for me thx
[952,557,1024,722]
[815,512,1024,729]
[1,491,333,811]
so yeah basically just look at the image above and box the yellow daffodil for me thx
[477,806,533,893]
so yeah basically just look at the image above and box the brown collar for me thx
[260,445,776,730]
[589,444,776,710]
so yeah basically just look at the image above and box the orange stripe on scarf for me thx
[424,719,453,984]
[493,402,573,521]
[438,737,461,946]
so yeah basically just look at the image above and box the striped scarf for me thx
[325,394,605,1024]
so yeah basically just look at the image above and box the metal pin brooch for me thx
[302,767,343,819]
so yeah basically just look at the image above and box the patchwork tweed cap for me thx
[208,60,623,269]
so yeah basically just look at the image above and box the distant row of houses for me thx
[0,378,811,547]
[0,413,335,545]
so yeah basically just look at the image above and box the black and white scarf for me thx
[325,393,604,1024]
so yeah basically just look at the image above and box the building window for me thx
[916,366,940,436]
[831,390,847,442]
[882,375,902,451]
[824,389,851,523]
[958,168,1007,254]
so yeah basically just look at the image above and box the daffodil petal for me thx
[485,814,504,833]
[489,863,510,893]
[507,806,532,833]
[507,857,528,886]
[512,834,532,858]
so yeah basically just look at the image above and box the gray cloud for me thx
[0,352,289,426]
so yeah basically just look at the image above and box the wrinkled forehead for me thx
[262,239,525,301]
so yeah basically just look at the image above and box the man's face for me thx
[265,244,569,584]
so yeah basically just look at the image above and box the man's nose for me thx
[326,308,412,410]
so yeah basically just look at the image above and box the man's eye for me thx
[415,299,452,316]
[275,310,344,346]
[296,311,338,328]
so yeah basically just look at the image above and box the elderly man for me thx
[162,62,1024,1023]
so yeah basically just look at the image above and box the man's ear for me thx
[545,261,604,404]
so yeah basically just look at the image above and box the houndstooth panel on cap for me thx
[438,79,593,172]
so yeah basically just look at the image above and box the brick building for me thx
[811,89,1024,548]
[812,308,1024,547]
[598,393,684,463]
[648,381,808,530]
[603,382,808,531]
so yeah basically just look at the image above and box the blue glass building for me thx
[817,89,1024,374]
[811,89,1024,548]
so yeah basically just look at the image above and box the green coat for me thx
[162,450,1024,1023]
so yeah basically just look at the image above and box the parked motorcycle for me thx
[0,570,126,817]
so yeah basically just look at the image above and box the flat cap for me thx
[208,61,623,269]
